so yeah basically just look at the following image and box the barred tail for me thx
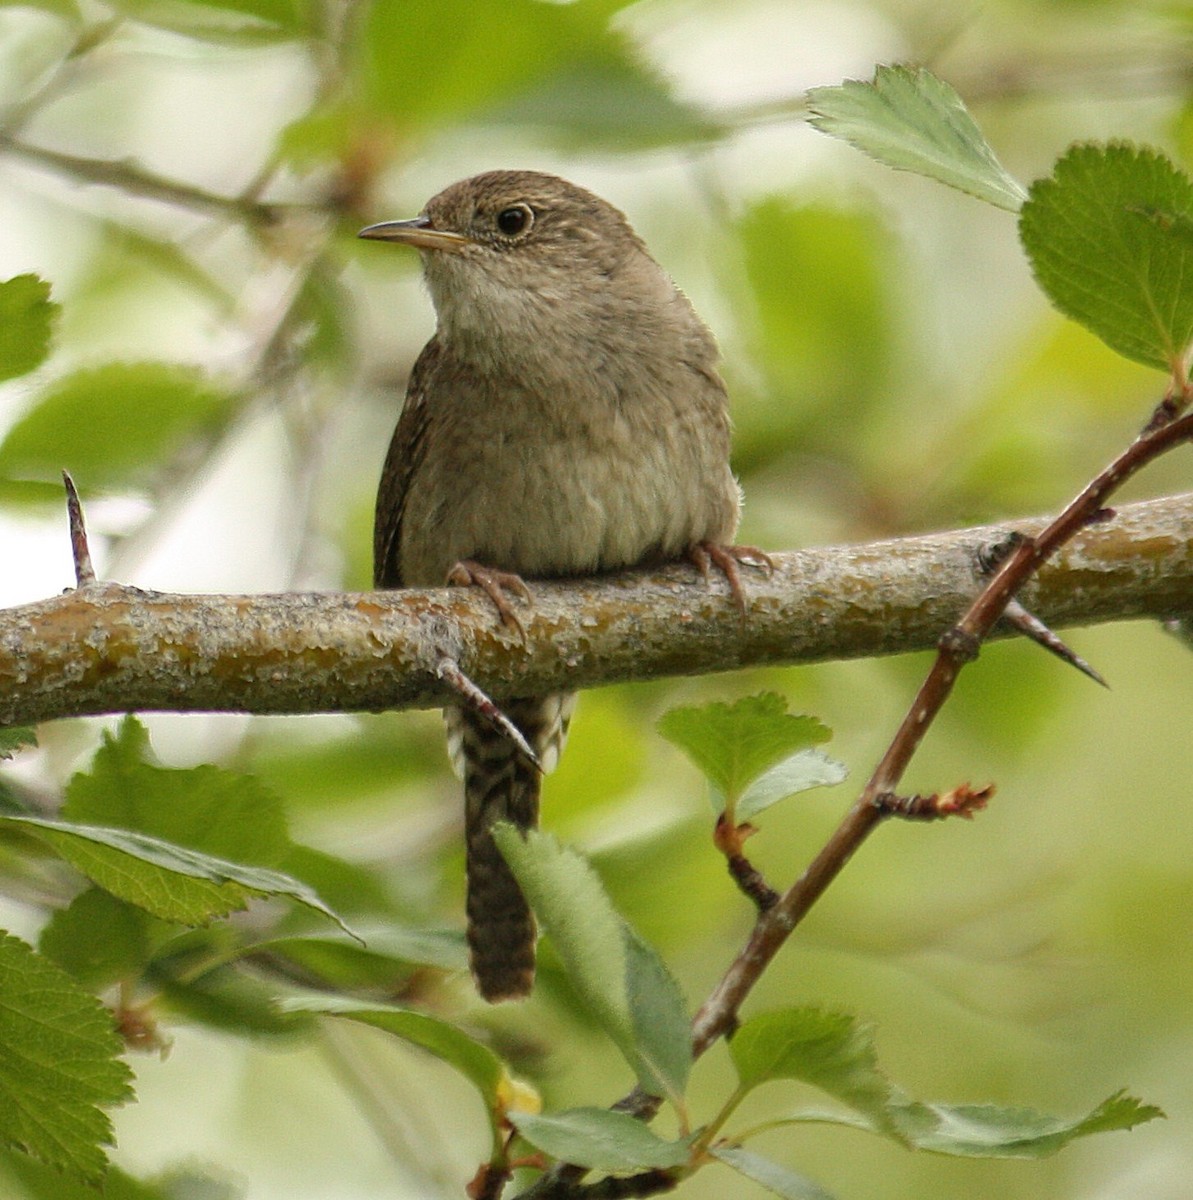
[447,693,574,1002]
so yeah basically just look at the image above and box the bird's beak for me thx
[358,217,471,252]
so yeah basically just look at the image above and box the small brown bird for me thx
[361,170,761,1001]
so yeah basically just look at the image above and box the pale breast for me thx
[398,364,739,585]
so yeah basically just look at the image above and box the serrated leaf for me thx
[286,997,509,1138]
[510,1108,690,1172]
[494,826,685,1098]
[887,1088,1163,1158]
[1,815,354,936]
[0,275,58,384]
[735,750,848,821]
[0,361,238,491]
[624,929,691,1104]
[0,931,133,1182]
[711,1146,835,1200]
[0,727,36,759]
[494,826,627,1037]
[65,717,290,869]
[729,1009,893,1128]
[807,65,1027,212]
[658,693,830,801]
[1019,142,1193,372]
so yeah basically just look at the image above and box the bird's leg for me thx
[447,559,534,639]
[690,541,774,616]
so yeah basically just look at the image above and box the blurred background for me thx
[0,0,1191,1197]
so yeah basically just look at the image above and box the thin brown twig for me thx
[713,816,779,912]
[0,131,301,225]
[519,400,1193,1200]
[690,399,1193,1055]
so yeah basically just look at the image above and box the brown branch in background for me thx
[689,402,1193,1056]
[0,131,298,226]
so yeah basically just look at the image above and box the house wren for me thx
[361,170,761,1001]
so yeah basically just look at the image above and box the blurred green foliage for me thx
[0,0,1191,1198]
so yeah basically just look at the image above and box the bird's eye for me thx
[496,204,533,236]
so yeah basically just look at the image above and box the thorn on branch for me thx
[62,471,96,588]
[435,657,543,773]
[1001,599,1108,687]
[874,783,994,821]
[976,528,1109,686]
[714,814,780,912]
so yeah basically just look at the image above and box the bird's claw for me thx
[690,541,774,616]
[447,559,533,641]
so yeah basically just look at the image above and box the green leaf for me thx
[64,718,290,868]
[807,65,1027,212]
[78,221,235,316]
[494,826,627,1044]
[736,750,847,821]
[711,1146,835,1200]
[886,1088,1163,1159]
[733,202,892,469]
[657,694,830,801]
[0,275,58,384]
[259,928,468,989]
[1019,142,1193,372]
[623,929,691,1104]
[728,1011,1162,1161]
[39,887,151,989]
[0,362,238,491]
[0,1149,174,1200]
[0,931,133,1181]
[509,1108,689,1172]
[157,960,308,1037]
[479,60,723,151]
[729,1009,893,1128]
[1,814,354,935]
[494,826,686,1098]
[286,997,510,1139]
[357,0,639,135]
[0,727,36,759]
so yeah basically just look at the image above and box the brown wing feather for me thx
[373,338,442,588]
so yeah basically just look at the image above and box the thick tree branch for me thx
[1,492,1190,729]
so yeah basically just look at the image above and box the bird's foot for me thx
[447,559,533,640]
[689,541,774,616]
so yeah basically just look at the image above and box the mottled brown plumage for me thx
[363,170,744,1001]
